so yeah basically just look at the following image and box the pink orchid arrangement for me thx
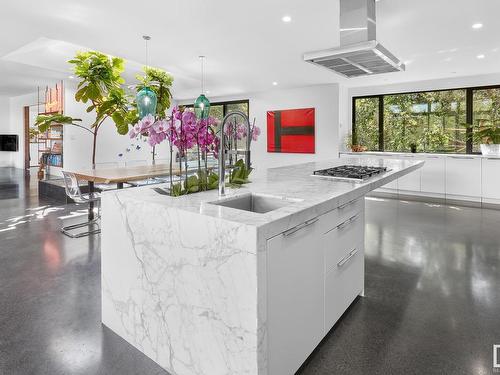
[128,106,259,196]
[128,114,170,147]
[224,121,261,141]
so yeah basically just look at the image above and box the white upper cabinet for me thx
[420,155,446,194]
[481,158,500,200]
[445,156,481,199]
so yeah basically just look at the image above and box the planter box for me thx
[480,144,500,156]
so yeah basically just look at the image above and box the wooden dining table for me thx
[69,164,181,220]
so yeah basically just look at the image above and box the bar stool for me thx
[61,171,101,238]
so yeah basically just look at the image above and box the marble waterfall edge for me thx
[101,193,259,375]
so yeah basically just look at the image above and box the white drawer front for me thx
[323,213,364,272]
[319,197,364,234]
[325,245,364,332]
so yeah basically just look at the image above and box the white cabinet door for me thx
[420,156,446,194]
[397,155,421,192]
[445,156,481,198]
[267,219,324,375]
[481,158,500,200]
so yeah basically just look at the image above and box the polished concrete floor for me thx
[1,167,499,375]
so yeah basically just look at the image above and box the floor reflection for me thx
[2,168,500,375]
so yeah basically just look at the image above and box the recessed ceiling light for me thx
[477,54,485,59]
[282,15,292,23]
[272,82,278,86]
[206,90,210,94]
[68,75,75,79]
[472,23,483,29]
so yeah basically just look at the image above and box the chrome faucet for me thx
[218,111,252,196]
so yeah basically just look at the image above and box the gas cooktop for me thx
[312,165,389,182]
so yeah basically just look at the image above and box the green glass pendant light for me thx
[194,56,210,119]
[136,35,157,119]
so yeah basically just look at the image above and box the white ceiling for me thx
[1,0,500,99]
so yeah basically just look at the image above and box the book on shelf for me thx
[40,153,63,167]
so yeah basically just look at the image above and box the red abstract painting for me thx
[267,108,315,153]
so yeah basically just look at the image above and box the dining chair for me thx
[61,171,101,238]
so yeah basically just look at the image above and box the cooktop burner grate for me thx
[312,165,389,181]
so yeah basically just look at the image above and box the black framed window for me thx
[353,85,500,154]
[184,99,249,123]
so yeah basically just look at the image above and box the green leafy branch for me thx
[35,114,84,133]
[135,66,174,119]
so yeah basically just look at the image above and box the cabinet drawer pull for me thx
[487,157,500,160]
[283,217,318,236]
[449,156,474,159]
[335,214,359,231]
[337,248,358,268]
[339,199,357,210]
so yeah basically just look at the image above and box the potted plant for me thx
[35,51,135,168]
[345,132,367,152]
[473,124,500,156]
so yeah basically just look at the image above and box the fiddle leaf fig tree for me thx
[135,66,174,119]
[36,51,135,167]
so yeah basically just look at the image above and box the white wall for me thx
[7,92,38,169]
[180,84,341,169]
[0,96,12,167]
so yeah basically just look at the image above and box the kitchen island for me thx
[101,157,423,375]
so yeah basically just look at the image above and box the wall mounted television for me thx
[0,135,19,151]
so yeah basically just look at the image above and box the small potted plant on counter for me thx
[470,123,500,156]
[346,132,367,152]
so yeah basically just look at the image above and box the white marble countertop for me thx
[104,157,423,237]
[340,151,500,159]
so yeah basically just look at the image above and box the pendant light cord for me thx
[199,56,205,95]
[143,35,151,69]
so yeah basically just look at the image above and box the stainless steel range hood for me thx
[304,0,405,78]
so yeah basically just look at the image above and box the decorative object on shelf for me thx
[267,108,315,153]
[44,82,64,113]
[36,51,135,168]
[135,36,158,119]
[194,56,210,120]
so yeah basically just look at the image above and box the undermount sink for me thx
[209,193,301,214]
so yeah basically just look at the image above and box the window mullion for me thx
[466,88,473,154]
[378,95,384,151]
